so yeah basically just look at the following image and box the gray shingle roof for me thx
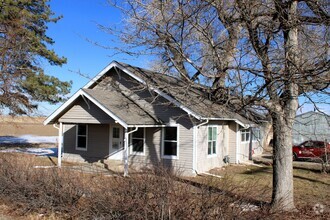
[116,61,252,125]
[83,88,159,125]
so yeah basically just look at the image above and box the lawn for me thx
[206,164,330,210]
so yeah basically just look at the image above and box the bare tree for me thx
[104,0,329,211]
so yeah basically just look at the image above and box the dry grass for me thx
[0,153,328,219]
[208,164,330,212]
[0,115,57,136]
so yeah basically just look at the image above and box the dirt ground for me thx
[0,115,57,136]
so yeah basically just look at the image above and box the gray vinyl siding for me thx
[129,124,194,175]
[128,127,161,167]
[238,140,263,162]
[228,121,238,164]
[63,124,76,153]
[93,68,195,174]
[59,97,115,124]
[63,124,110,160]
[196,121,229,173]
[239,142,249,162]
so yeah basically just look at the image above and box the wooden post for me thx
[124,129,129,177]
[58,122,63,168]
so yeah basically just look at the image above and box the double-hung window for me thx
[76,124,88,150]
[208,126,217,155]
[130,128,145,154]
[241,129,250,142]
[163,127,178,158]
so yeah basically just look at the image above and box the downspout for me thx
[123,127,138,177]
[249,127,253,160]
[236,123,240,164]
[193,119,209,174]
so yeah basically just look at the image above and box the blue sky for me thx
[39,0,148,115]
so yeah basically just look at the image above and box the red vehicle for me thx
[292,140,330,161]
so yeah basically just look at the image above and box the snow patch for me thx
[0,135,57,144]
[0,147,58,157]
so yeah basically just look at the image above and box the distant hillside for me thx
[0,115,57,136]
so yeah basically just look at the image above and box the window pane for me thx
[165,127,177,141]
[132,128,144,139]
[78,125,86,135]
[212,128,217,141]
[213,141,216,154]
[208,142,212,155]
[77,136,86,148]
[241,133,245,142]
[132,139,143,152]
[164,141,177,156]
[246,132,250,142]
[113,127,120,138]
[208,127,212,141]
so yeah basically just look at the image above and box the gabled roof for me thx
[91,61,251,126]
[44,88,159,127]
[83,89,159,126]
[296,111,330,118]
[45,60,252,127]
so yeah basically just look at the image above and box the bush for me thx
[0,154,325,219]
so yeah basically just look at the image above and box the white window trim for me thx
[161,126,179,159]
[241,128,250,143]
[130,127,146,156]
[207,126,217,157]
[76,124,88,151]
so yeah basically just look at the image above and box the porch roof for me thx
[44,88,160,127]
[82,88,159,126]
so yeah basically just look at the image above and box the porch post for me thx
[124,129,129,177]
[58,122,63,168]
[249,127,253,160]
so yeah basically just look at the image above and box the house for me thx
[44,61,264,176]
[293,111,330,144]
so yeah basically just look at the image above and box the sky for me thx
[38,0,329,116]
[38,0,149,115]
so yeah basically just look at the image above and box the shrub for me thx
[0,154,325,219]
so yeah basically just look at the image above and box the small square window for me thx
[241,129,250,142]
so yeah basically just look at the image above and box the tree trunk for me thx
[270,0,299,211]
[271,110,297,211]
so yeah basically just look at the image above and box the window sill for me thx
[76,147,87,151]
[207,154,217,158]
[162,155,179,160]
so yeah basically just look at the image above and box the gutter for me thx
[123,127,138,177]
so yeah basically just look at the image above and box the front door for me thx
[109,125,123,154]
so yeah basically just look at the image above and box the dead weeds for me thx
[0,153,329,219]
